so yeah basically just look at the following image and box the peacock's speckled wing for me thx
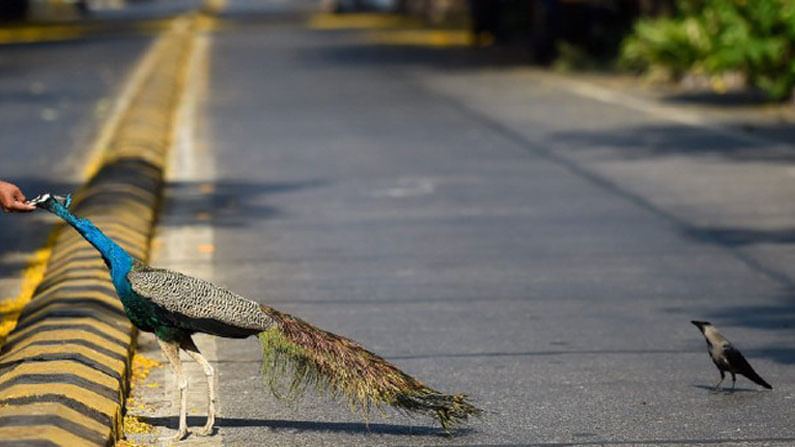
[126,262,274,338]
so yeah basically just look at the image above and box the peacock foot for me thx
[159,427,188,443]
[194,424,215,437]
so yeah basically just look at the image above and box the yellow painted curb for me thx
[0,402,110,441]
[0,425,105,447]
[1,343,128,376]
[6,317,129,346]
[0,359,120,391]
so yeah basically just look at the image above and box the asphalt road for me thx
[0,13,161,305]
[7,1,795,446]
[147,1,795,446]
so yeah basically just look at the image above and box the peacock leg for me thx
[182,338,216,436]
[158,339,189,442]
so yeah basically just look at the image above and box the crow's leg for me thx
[730,372,736,391]
[713,370,725,391]
[182,337,216,436]
[158,339,189,442]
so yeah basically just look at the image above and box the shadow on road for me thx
[683,226,795,364]
[301,42,529,71]
[160,178,327,227]
[691,384,765,393]
[140,415,459,437]
[685,227,795,247]
[549,123,795,163]
[545,121,795,368]
[664,89,771,107]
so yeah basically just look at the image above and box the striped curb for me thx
[0,14,199,447]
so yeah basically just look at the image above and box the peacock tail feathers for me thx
[257,305,481,431]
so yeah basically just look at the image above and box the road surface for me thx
[7,1,795,446]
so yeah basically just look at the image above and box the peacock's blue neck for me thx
[46,201,134,280]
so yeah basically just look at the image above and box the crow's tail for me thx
[743,367,772,389]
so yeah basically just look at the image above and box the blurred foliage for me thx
[620,0,795,100]
[554,41,601,72]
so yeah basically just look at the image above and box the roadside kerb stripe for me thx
[2,329,128,355]
[0,415,106,446]
[35,273,119,296]
[6,320,128,347]
[0,425,103,447]
[40,255,105,276]
[0,353,122,383]
[11,308,130,335]
[0,13,200,447]
[0,361,121,395]
[0,343,127,377]
[0,402,109,441]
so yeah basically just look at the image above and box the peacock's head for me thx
[26,193,72,212]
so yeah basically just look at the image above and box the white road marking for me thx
[371,177,436,198]
[130,31,223,447]
[159,31,222,447]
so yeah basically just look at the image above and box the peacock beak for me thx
[26,194,50,207]
[26,193,72,209]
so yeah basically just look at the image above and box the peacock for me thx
[28,193,480,441]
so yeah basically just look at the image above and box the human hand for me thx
[0,181,36,212]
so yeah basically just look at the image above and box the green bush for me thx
[620,0,795,100]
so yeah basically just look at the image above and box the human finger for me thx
[7,201,36,212]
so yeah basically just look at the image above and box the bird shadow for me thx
[138,415,467,438]
[691,384,761,394]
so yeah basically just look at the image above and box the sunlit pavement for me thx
[3,0,795,446]
[124,1,795,446]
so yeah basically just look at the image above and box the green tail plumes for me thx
[257,305,481,431]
